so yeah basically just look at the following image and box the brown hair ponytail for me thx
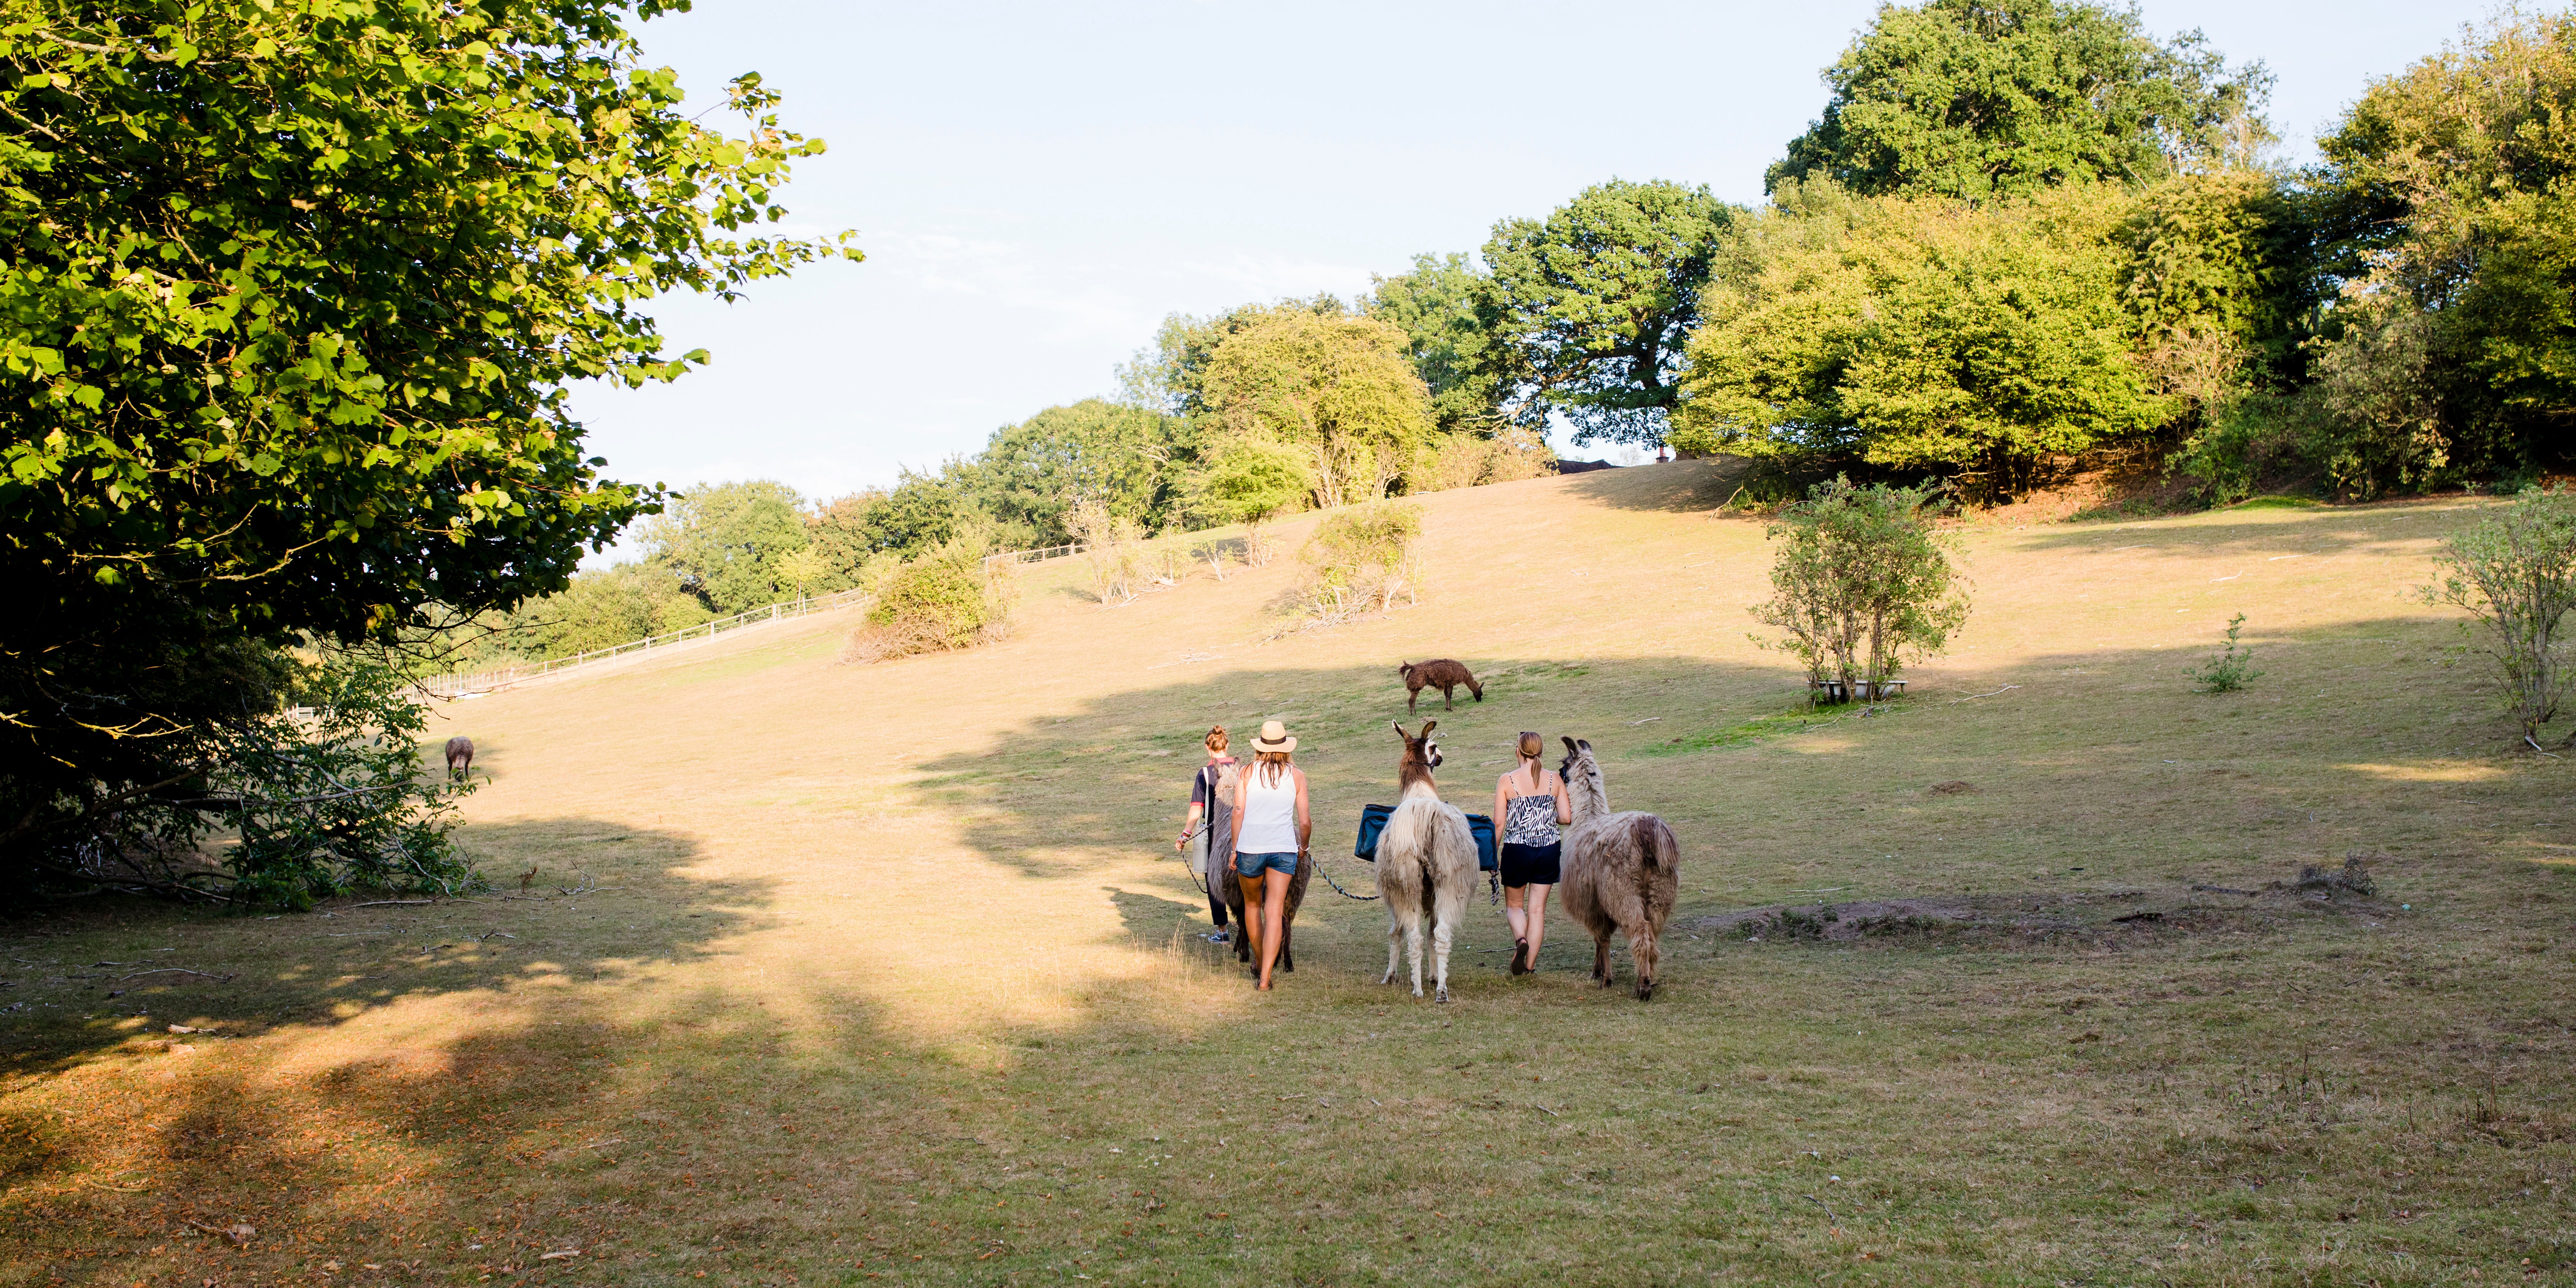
[1518,732,1543,790]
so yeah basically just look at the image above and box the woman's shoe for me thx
[1510,938,1530,975]
[1204,931,1230,943]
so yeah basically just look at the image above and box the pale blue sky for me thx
[565,0,2514,501]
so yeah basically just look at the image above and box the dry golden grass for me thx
[5,460,2574,1286]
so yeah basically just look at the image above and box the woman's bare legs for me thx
[1255,867,1291,989]
[1523,883,1552,967]
[1503,884,1531,973]
[1236,874,1264,969]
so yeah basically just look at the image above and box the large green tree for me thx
[1481,179,1735,446]
[639,480,811,615]
[1367,253,1523,437]
[1769,0,2270,202]
[1675,185,2165,494]
[1197,310,1436,508]
[0,0,849,872]
[2301,13,2576,496]
[978,399,1181,543]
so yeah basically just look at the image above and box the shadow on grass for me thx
[1555,455,1748,513]
[0,820,761,1071]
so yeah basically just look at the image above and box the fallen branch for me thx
[1951,685,2021,703]
[1533,1103,1560,1118]
[1805,1193,1838,1224]
[1626,717,1663,726]
[2189,884,2257,896]
[2528,735,2563,759]
[81,1174,151,1193]
[348,900,432,908]
[117,968,234,982]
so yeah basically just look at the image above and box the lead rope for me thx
[1315,848,1382,901]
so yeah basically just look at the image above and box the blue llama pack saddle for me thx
[1354,803,1497,872]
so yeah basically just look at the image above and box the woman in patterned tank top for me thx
[1492,731,1572,976]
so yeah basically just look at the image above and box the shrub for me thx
[1750,477,1969,698]
[1067,499,1143,606]
[14,649,484,907]
[1189,437,1311,567]
[2189,613,2264,693]
[845,541,1013,662]
[1418,427,1558,492]
[1272,502,1423,633]
[2423,487,2576,744]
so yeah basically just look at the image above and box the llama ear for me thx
[1419,719,1438,739]
[1577,738,1593,754]
[1391,721,1409,740]
[1561,736,1579,756]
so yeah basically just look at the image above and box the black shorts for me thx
[1500,841,1561,888]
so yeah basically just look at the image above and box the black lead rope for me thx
[1315,849,1382,902]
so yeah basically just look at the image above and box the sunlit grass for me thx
[4,463,2571,1286]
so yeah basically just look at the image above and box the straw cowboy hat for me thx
[1250,720,1297,754]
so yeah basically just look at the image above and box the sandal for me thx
[1510,938,1530,975]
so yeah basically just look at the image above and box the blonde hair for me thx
[1205,725,1229,754]
[1518,732,1544,788]
[1255,748,1291,787]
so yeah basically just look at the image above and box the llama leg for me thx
[1404,904,1427,998]
[1631,930,1660,1002]
[1382,910,1403,985]
[1592,933,1612,986]
[1430,885,1465,1004]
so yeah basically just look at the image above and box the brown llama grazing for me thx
[1377,721,1479,1002]
[1556,737,1681,1000]
[444,736,475,778]
[1397,659,1483,712]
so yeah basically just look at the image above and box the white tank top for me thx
[1236,766,1300,853]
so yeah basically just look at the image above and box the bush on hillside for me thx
[1750,478,1969,698]
[13,648,483,907]
[1268,502,1423,636]
[1419,426,1557,492]
[2423,487,2576,744]
[844,541,1014,663]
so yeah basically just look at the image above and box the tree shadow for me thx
[1555,456,1750,513]
[2011,493,2489,559]
[0,820,758,1071]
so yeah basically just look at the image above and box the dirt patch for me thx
[1693,874,2394,946]
[1926,780,1977,796]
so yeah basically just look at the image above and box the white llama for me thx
[1377,721,1479,1002]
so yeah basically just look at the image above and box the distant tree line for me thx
[489,0,2576,667]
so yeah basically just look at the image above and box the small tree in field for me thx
[1191,437,1311,566]
[1750,478,1968,699]
[2424,487,2576,744]
[1066,498,1142,605]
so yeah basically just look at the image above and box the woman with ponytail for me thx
[1493,731,1572,975]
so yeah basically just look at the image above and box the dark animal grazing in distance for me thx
[1398,659,1482,713]
[445,736,475,778]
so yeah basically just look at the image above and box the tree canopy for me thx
[977,399,1181,544]
[1770,0,2271,202]
[1480,179,1734,446]
[1196,310,1436,508]
[0,0,848,884]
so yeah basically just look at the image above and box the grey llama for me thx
[444,736,475,778]
[1376,721,1479,1002]
[1556,736,1681,1000]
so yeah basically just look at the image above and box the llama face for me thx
[1422,734,1442,770]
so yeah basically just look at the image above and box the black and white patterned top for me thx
[1503,791,1561,847]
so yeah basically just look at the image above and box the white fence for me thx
[420,537,1113,699]
[421,586,872,698]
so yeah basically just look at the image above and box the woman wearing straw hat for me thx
[1227,720,1310,991]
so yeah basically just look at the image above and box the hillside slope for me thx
[10,462,2569,1287]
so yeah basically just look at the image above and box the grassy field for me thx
[5,459,2573,1286]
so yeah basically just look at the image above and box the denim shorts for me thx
[1234,850,1298,878]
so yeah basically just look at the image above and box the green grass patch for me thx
[2228,493,2323,511]
[1639,708,1825,754]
